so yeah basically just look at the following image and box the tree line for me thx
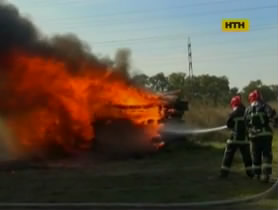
[132,72,278,106]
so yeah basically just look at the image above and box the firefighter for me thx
[220,96,253,178]
[245,90,276,183]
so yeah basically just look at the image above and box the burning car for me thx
[91,90,189,157]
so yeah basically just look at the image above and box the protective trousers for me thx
[221,141,253,177]
[251,136,273,176]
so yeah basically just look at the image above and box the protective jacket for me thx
[245,101,276,138]
[245,100,276,177]
[227,104,247,142]
[220,104,253,178]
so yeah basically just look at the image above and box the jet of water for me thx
[163,124,227,135]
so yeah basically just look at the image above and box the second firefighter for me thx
[245,90,276,183]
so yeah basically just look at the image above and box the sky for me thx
[6,0,278,90]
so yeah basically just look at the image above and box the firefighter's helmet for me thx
[230,96,241,109]
[248,90,260,104]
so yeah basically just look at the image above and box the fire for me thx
[0,51,166,157]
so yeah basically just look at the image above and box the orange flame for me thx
[0,51,165,156]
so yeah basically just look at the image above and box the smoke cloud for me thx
[0,2,114,71]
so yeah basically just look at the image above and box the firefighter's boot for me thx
[219,170,229,179]
[246,170,254,179]
[261,175,270,183]
[255,175,261,181]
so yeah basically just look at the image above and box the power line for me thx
[138,51,277,65]
[16,2,276,48]
[40,0,243,22]
[195,51,277,63]
[65,17,276,35]
[17,0,88,8]
[57,5,277,29]
[90,25,277,46]
[61,21,276,44]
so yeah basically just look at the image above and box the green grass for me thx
[0,133,277,209]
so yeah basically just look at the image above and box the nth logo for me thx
[222,19,249,32]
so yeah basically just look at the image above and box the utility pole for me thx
[188,37,193,78]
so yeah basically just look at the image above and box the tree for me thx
[269,85,278,101]
[259,85,276,102]
[198,75,230,105]
[242,80,277,102]
[242,80,262,99]
[269,85,278,94]
[167,72,186,91]
[182,75,230,105]
[229,87,239,97]
[149,73,169,92]
[132,74,149,87]
[183,76,202,101]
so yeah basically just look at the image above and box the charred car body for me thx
[92,90,189,157]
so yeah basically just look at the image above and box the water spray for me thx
[162,124,228,135]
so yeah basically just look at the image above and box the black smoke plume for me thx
[0,1,119,72]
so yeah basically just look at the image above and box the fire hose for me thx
[0,125,277,209]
